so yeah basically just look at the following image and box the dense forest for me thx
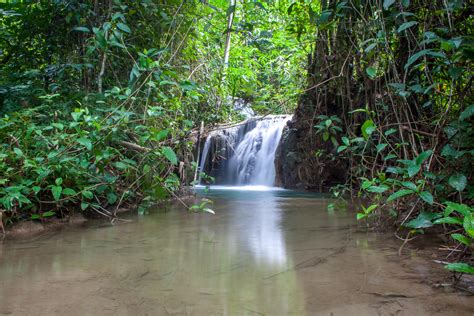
[0,0,472,276]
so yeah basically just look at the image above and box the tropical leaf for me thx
[162,146,178,165]
[397,21,418,33]
[387,189,414,202]
[445,263,474,275]
[448,174,467,192]
[77,137,92,151]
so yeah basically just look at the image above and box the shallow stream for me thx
[0,187,472,315]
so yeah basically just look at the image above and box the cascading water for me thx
[199,115,291,186]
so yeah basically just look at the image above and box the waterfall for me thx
[199,115,291,186]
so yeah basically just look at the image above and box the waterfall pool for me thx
[0,188,472,315]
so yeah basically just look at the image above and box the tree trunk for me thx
[223,0,236,66]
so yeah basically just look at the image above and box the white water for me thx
[194,185,286,191]
[199,115,291,186]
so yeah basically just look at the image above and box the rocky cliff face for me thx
[275,95,348,191]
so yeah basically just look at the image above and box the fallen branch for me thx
[119,141,151,153]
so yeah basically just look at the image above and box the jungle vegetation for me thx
[0,1,472,273]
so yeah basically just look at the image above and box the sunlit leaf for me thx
[361,120,376,139]
[451,233,471,246]
[445,263,474,275]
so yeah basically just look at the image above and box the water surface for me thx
[0,187,472,315]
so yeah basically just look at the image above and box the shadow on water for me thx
[0,187,472,315]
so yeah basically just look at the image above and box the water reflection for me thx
[226,189,287,266]
[0,188,473,315]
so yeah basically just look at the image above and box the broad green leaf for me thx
[73,26,90,33]
[387,189,414,202]
[77,137,92,150]
[71,111,83,122]
[451,233,471,246]
[361,120,376,139]
[448,174,467,192]
[52,186,62,201]
[41,211,55,218]
[441,144,462,159]
[323,132,329,141]
[337,145,347,153]
[463,213,474,238]
[384,154,398,161]
[434,217,463,225]
[407,164,421,177]
[376,143,387,153]
[444,202,471,217]
[384,128,397,136]
[401,181,417,191]
[404,211,441,229]
[397,21,418,33]
[63,188,76,196]
[366,185,389,193]
[357,213,367,220]
[55,178,63,186]
[82,190,94,200]
[459,104,474,121]
[405,49,446,70]
[159,80,177,86]
[445,263,474,275]
[162,146,178,165]
[342,137,350,146]
[110,39,126,49]
[419,191,434,205]
[366,67,377,79]
[364,204,378,214]
[117,23,131,33]
[143,164,151,174]
[52,123,64,130]
[114,161,129,170]
[383,0,396,10]
[13,147,24,157]
[107,192,118,204]
[386,166,403,174]
[415,150,433,165]
[152,129,169,142]
[81,202,89,210]
[365,43,377,53]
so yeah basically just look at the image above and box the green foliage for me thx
[290,0,474,273]
[445,263,474,275]
[314,115,343,148]
[189,198,215,214]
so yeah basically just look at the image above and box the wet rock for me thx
[275,96,348,191]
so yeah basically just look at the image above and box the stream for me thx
[0,187,473,315]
